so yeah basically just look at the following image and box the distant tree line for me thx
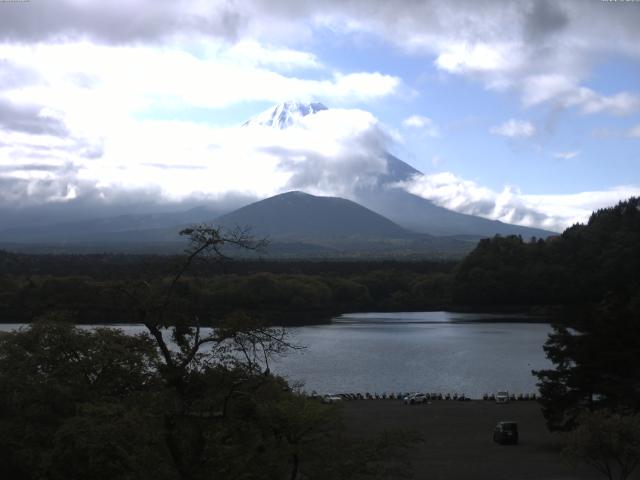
[0,257,456,325]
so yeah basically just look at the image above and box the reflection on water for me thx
[336,311,546,324]
[272,312,552,398]
[0,311,553,398]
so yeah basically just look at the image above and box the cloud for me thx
[399,172,640,232]
[402,115,440,137]
[271,0,640,116]
[591,125,640,139]
[0,103,394,215]
[523,75,640,115]
[0,1,638,230]
[490,119,536,138]
[524,0,569,40]
[435,42,516,76]
[225,41,323,70]
[553,150,580,160]
[0,1,250,44]
[0,98,69,136]
[0,42,401,123]
[0,89,635,233]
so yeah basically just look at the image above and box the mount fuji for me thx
[242,101,328,129]
[241,101,553,239]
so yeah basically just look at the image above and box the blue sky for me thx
[0,0,638,230]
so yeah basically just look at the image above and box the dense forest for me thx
[0,254,456,325]
[453,198,640,309]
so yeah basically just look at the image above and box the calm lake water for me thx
[0,311,553,398]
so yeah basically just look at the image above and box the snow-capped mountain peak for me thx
[242,101,328,129]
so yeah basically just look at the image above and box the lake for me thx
[272,312,553,398]
[0,311,553,398]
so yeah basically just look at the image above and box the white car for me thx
[321,394,343,404]
[495,391,509,403]
[404,393,427,405]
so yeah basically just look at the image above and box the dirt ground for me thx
[342,400,602,480]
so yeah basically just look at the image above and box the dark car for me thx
[493,421,519,445]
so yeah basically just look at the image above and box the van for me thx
[495,391,509,403]
[493,421,519,445]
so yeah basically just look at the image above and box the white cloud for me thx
[224,41,323,70]
[591,125,640,139]
[521,74,575,107]
[523,75,640,116]
[0,42,401,128]
[299,1,640,116]
[0,1,638,227]
[402,115,440,137]
[0,101,393,207]
[2,1,638,119]
[575,91,640,116]
[553,150,580,160]
[629,125,640,138]
[0,34,399,215]
[400,172,640,232]
[490,119,536,138]
[435,42,517,75]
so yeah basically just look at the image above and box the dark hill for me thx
[215,191,410,239]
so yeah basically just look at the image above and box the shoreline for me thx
[0,305,560,327]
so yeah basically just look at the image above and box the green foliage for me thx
[563,410,640,480]
[49,403,172,480]
[535,295,640,431]
[0,321,416,480]
[453,197,640,307]
[0,320,166,479]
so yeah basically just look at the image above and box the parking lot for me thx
[342,400,601,480]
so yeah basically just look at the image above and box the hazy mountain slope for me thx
[357,187,554,238]
[0,206,225,244]
[0,191,477,257]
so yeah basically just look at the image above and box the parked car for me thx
[403,393,427,404]
[493,421,519,445]
[495,391,509,403]
[321,394,343,404]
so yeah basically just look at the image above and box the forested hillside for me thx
[452,197,640,308]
